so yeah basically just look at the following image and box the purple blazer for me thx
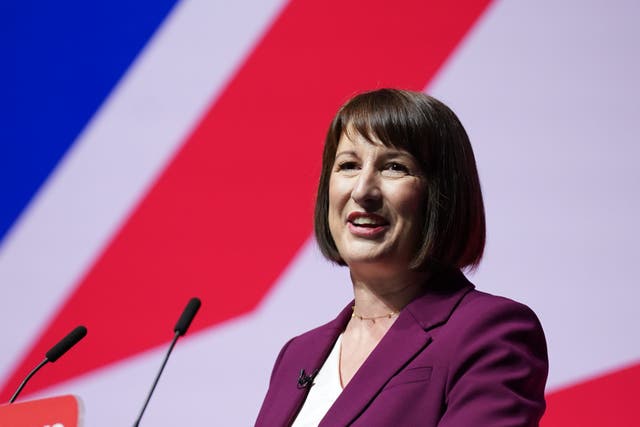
[255,270,548,426]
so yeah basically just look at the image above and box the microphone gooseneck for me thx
[8,325,88,404]
[9,359,48,403]
[133,297,201,427]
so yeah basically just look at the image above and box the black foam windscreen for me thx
[174,298,201,336]
[45,326,87,362]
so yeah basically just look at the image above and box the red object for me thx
[0,395,81,427]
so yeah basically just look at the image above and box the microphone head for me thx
[174,298,201,336]
[45,326,87,362]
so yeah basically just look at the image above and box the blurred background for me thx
[1,0,638,425]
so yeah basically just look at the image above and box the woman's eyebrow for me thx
[380,150,416,160]
[383,150,410,157]
[335,150,357,157]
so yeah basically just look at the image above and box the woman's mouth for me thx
[347,212,389,237]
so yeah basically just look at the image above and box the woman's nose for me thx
[351,167,381,208]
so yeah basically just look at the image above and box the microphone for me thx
[297,369,319,390]
[8,325,87,403]
[174,297,201,336]
[45,325,88,362]
[133,297,201,427]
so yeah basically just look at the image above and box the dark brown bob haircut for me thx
[314,88,485,271]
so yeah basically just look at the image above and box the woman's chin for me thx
[342,250,406,272]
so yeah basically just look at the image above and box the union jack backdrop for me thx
[2,1,638,425]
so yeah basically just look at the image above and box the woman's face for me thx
[328,130,426,271]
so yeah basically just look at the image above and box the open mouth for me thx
[350,216,387,227]
[347,212,389,235]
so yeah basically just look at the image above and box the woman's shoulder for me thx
[452,287,545,336]
[409,270,547,368]
[429,287,549,425]
[436,286,548,378]
[424,268,543,329]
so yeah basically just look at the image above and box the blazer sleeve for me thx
[438,297,548,427]
[269,337,294,385]
[254,337,295,425]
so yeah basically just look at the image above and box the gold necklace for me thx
[351,305,398,322]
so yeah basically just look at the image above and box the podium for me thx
[0,395,81,427]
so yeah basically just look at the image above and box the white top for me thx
[291,334,344,426]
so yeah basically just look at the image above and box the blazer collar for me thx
[405,268,475,331]
[320,268,474,426]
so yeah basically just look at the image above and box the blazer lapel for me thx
[319,310,431,426]
[320,269,474,426]
[271,304,353,425]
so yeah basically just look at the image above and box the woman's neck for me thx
[349,267,430,318]
[339,266,431,387]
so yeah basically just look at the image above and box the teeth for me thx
[352,217,381,226]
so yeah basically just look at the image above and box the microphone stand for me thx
[133,331,180,427]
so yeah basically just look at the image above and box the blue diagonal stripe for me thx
[0,0,180,243]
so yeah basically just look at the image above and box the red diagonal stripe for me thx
[1,0,493,399]
[542,362,640,427]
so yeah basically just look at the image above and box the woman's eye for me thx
[336,161,358,171]
[384,162,410,174]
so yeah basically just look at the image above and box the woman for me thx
[255,89,548,426]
